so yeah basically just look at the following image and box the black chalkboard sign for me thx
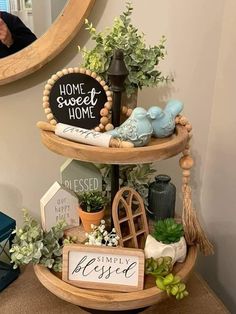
[48,72,108,129]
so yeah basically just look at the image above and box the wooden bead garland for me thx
[42,67,115,132]
[176,115,214,255]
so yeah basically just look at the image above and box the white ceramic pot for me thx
[144,234,187,264]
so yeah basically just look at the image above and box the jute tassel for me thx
[177,114,214,256]
[182,184,214,255]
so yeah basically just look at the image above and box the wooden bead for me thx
[79,68,86,74]
[62,68,69,75]
[96,76,102,82]
[107,96,113,102]
[51,75,58,81]
[44,108,51,114]
[56,71,64,78]
[43,102,49,108]
[106,91,112,97]
[103,85,109,91]
[100,108,109,117]
[68,68,74,73]
[183,170,191,177]
[47,78,55,85]
[122,106,128,115]
[185,123,192,132]
[179,156,194,170]
[43,89,50,96]
[99,123,105,130]
[43,96,49,102]
[100,80,106,86]
[100,116,109,125]
[47,113,54,120]
[104,102,112,110]
[126,108,133,117]
[86,69,92,76]
[74,67,80,73]
[91,72,97,78]
[179,116,188,126]
[94,126,101,132]
[50,119,57,125]
[105,123,114,131]
[45,84,52,90]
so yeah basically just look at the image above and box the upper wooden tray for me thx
[40,125,188,164]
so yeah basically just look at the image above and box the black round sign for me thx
[49,73,107,129]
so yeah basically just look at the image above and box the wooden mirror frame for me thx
[0,0,95,85]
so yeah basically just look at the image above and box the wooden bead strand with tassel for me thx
[176,115,214,256]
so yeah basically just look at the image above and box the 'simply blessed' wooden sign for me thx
[62,244,144,292]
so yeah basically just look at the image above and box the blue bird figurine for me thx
[147,99,183,138]
[107,107,153,147]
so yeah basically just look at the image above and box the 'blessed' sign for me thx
[62,244,144,292]
[48,72,108,129]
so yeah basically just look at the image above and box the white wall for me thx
[198,0,236,311]
[0,0,234,311]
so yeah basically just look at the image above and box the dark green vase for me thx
[147,175,176,220]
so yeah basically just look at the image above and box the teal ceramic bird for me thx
[107,107,153,147]
[147,99,183,138]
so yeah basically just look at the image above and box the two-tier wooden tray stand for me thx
[34,125,197,312]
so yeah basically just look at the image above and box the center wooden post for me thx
[107,50,129,225]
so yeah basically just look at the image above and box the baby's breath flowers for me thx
[85,220,120,247]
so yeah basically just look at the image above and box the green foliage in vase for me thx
[98,163,156,208]
[153,218,184,244]
[10,209,76,272]
[80,2,170,96]
[78,191,108,213]
[145,257,189,300]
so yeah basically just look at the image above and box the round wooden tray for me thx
[34,246,197,312]
[40,125,188,164]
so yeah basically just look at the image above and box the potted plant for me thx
[144,218,187,264]
[79,2,170,107]
[78,191,108,232]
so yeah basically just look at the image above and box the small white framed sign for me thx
[62,244,144,292]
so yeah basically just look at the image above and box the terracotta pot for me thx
[78,206,105,232]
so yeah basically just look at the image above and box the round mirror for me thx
[0,0,95,85]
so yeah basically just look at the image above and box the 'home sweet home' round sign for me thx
[43,68,113,131]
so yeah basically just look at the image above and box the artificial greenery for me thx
[80,2,169,96]
[153,218,184,244]
[79,191,107,213]
[98,163,156,208]
[145,257,188,300]
[10,209,76,272]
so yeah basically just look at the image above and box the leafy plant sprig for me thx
[80,2,170,96]
[145,257,188,300]
[10,209,76,272]
[98,163,156,208]
[153,218,184,244]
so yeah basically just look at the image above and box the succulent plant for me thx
[79,191,107,213]
[145,257,188,300]
[79,2,169,96]
[153,218,184,244]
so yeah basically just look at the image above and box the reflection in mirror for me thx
[0,0,67,38]
[0,0,95,85]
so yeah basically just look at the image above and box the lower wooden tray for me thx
[34,246,197,311]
